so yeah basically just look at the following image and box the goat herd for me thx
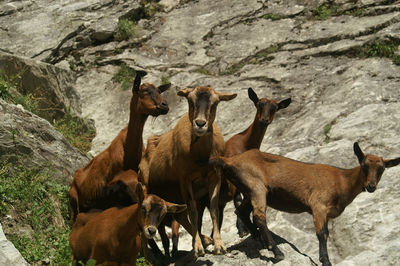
[68,71,400,266]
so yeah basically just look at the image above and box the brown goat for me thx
[70,183,186,265]
[68,71,170,221]
[139,86,237,258]
[198,87,291,237]
[210,143,400,265]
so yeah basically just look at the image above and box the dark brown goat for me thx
[198,87,291,237]
[210,143,400,266]
[69,183,186,265]
[69,71,170,222]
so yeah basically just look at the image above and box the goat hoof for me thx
[213,240,227,255]
[194,246,205,258]
[273,247,284,261]
[201,234,214,247]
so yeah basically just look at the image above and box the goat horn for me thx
[133,70,147,91]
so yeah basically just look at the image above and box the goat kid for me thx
[210,142,400,266]
[139,86,236,258]
[198,87,291,238]
[70,183,186,265]
[69,71,170,222]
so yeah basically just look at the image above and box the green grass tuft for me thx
[141,0,165,18]
[350,39,400,65]
[114,19,136,41]
[161,75,170,85]
[54,111,96,154]
[112,63,137,90]
[263,13,283,21]
[312,3,338,20]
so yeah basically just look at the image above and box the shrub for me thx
[112,63,137,90]
[114,19,136,41]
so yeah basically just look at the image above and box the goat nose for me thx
[195,119,206,128]
[161,100,168,107]
[147,227,157,236]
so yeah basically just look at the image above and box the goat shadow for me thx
[227,232,317,265]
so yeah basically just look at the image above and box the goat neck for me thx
[338,166,366,207]
[123,95,148,172]
[242,115,268,151]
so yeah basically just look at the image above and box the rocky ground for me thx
[1,0,400,265]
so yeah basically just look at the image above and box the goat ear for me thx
[165,202,187,213]
[217,92,237,101]
[353,142,365,164]
[135,182,146,203]
[278,98,291,110]
[177,88,192,98]
[384,158,400,168]
[158,83,171,93]
[248,88,259,105]
[133,70,147,92]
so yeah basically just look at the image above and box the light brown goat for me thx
[69,183,186,265]
[198,87,291,237]
[139,86,237,258]
[68,71,170,221]
[210,143,400,266]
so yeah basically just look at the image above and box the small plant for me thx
[263,13,283,21]
[161,75,170,85]
[312,3,338,20]
[0,72,12,100]
[350,38,400,65]
[141,0,165,18]
[221,62,246,75]
[323,124,332,144]
[345,7,365,17]
[0,162,72,264]
[114,19,136,41]
[112,63,137,90]
[195,67,213,76]
[54,111,96,154]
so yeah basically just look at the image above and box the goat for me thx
[210,142,400,265]
[139,86,237,258]
[104,169,180,261]
[68,71,170,222]
[70,182,187,265]
[197,87,291,237]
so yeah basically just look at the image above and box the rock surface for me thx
[0,223,29,266]
[2,0,400,265]
[0,99,89,179]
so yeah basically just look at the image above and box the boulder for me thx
[0,99,89,179]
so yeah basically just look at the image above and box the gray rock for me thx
[0,223,29,266]
[0,99,89,179]
[0,51,82,121]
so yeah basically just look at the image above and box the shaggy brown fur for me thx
[139,86,236,258]
[68,71,170,222]
[211,143,400,265]
[69,183,186,265]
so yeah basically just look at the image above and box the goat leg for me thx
[208,172,226,255]
[171,220,180,258]
[158,225,171,259]
[315,220,332,266]
[253,213,284,261]
[234,191,250,237]
[234,197,259,238]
